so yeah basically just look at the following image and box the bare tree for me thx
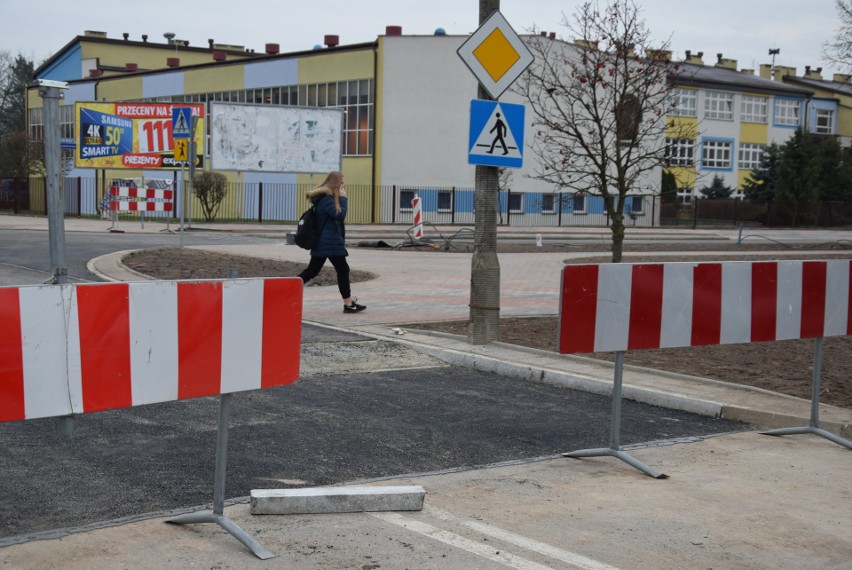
[516,0,683,262]
[823,0,852,70]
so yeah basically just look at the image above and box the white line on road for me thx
[371,511,554,570]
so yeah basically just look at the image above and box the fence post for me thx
[651,194,656,227]
[392,185,397,224]
[257,182,264,224]
[76,177,82,217]
[732,197,738,226]
[451,186,456,224]
[693,197,698,229]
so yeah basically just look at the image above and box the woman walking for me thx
[297,171,366,313]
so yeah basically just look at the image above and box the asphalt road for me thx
[0,357,747,541]
[0,228,275,286]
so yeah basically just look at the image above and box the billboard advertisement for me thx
[75,102,205,170]
[209,102,342,173]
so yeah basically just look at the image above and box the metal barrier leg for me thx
[564,352,667,478]
[762,337,852,450]
[167,394,276,560]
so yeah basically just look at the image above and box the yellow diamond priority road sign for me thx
[457,11,534,99]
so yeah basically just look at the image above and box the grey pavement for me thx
[1,214,851,569]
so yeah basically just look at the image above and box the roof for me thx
[672,62,813,97]
[782,74,852,98]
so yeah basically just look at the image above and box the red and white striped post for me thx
[411,193,423,240]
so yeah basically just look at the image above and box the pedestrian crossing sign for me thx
[468,99,525,168]
[172,107,192,139]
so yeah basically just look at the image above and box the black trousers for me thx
[298,255,351,300]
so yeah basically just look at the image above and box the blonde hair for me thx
[316,170,344,212]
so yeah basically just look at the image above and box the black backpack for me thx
[294,203,321,249]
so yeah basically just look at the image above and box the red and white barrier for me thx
[0,278,302,422]
[411,194,423,240]
[109,186,174,211]
[559,260,851,354]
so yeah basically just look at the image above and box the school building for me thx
[26,28,848,226]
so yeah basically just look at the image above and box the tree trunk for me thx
[610,211,625,263]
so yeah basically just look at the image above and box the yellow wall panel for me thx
[667,166,696,189]
[298,50,374,84]
[98,77,143,101]
[665,116,698,138]
[739,122,768,144]
[184,66,245,94]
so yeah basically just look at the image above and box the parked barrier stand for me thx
[411,193,423,240]
[0,277,303,558]
[558,260,852,477]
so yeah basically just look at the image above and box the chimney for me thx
[833,73,852,83]
[574,39,598,50]
[740,68,755,75]
[324,34,339,48]
[540,31,547,37]
[385,25,402,36]
[804,66,823,79]
[167,57,180,67]
[265,43,280,54]
[141,34,148,42]
[549,32,556,40]
[208,38,214,48]
[647,49,671,62]
[89,69,103,78]
[123,33,129,40]
[124,63,138,72]
[212,50,226,61]
[715,53,737,70]
[759,64,773,79]
[684,50,704,65]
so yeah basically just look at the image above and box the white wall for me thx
[378,35,555,195]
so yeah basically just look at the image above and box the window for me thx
[705,91,734,121]
[399,189,416,212]
[541,193,557,214]
[702,139,733,169]
[738,143,765,170]
[508,193,524,213]
[741,96,768,123]
[628,196,644,214]
[677,188,694,203]
[669,88,697,117]
[339,79,373,156]
[815,109,835,134]
[437,190,452,212]
[572,193,587,213]
[774,98,802,127]
[665,138,694,167]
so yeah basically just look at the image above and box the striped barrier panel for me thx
[0,278,303,423]
[558,259,852,476]
[109,185,174,211]
[559,259,851,354]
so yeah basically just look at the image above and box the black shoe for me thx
[343,298,366,313]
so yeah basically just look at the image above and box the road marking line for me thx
[426,505,620,570]
[371,512,553,570]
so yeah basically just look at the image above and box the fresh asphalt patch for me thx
[0,327,749,541]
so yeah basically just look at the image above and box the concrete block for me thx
[250,485,426,515]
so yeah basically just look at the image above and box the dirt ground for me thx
[122,244,852,409]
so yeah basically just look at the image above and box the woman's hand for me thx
[339,186,347,197]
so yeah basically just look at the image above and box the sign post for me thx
[456,7,532,344]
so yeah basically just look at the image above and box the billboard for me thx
[209,102,342,173]
[75,102,205,170]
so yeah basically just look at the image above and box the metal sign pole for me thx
[563,351,668,478]
[762,337,852,449]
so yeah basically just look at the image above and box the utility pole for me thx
[469,0,501,345]
[37,79,74,439]
[37,79,69,285]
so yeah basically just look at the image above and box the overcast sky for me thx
[2,0,843,78]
